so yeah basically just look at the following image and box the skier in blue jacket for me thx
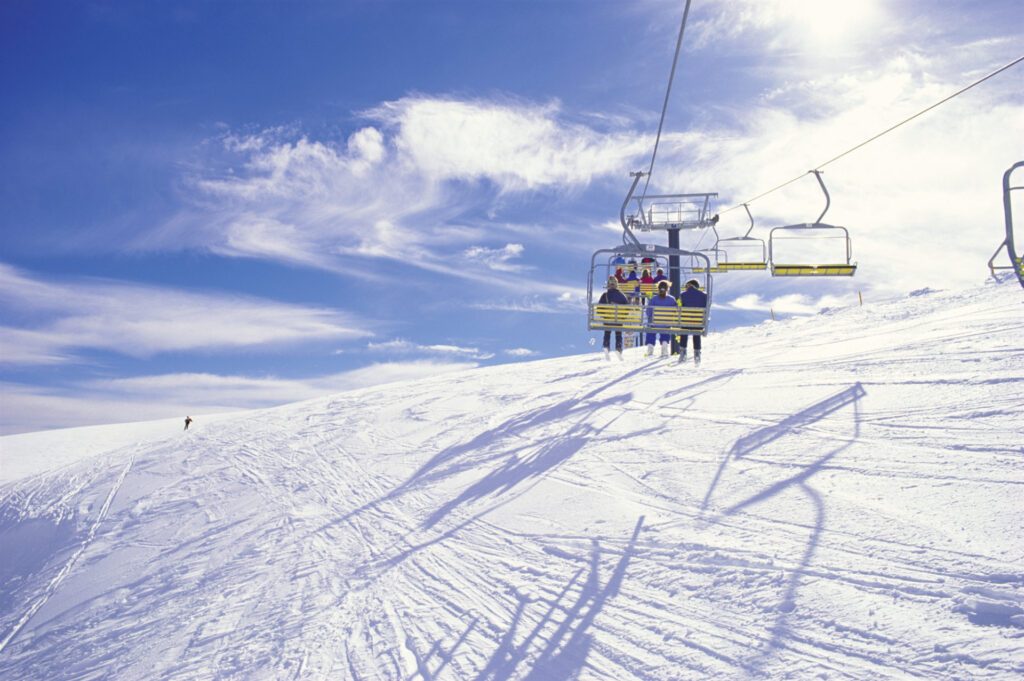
[645,280,677,357]
[678,279,708,365]
[598,277,630,360]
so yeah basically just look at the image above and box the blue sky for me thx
[1,0,1022,434]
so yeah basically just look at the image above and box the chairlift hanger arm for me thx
[999,160,1024,289]
[620,171,646,250]
[811,170,831,224]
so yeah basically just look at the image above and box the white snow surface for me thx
[1,282,1022,680]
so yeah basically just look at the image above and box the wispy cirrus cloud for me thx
[138,96,650,295]
[0,263,369,365]
[470,290,586,315]
[366,338,495,361]
[462,243,529,272]
[0,360,477,435]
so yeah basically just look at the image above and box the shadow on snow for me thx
[701,383,866,675]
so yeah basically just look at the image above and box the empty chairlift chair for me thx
[689,248,729,274]
[769,171,858,277]
[715,204,768,271]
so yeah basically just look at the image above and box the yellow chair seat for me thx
[649,307,706,333]
[772,264,857,276]
[716,262,767,271]
[590,304,645,329]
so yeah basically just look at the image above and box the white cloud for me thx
[366,338,493,360]
[371,96,649,191]
[504,348,537,357]
[136,96,650,297]
[463,243,528,272]
[723,293,851,316]
[470,289,587,315]
[0,360,477,435]
[0,263,369,366]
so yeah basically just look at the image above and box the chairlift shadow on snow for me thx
[406,363,656,489]
[471,516,644,681]
[402,616,480,681]
[420,420,597,529]
[376,422,660,573]
[701,383,866,512]
[324,364,658,532]
[647,368,744,413]
[698,383,865,674]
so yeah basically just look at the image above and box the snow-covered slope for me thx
[1,282,1022,680]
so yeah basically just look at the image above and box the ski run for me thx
[1,281,1022,680]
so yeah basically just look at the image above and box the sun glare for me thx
[785,0,882,49]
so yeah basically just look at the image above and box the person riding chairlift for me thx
[678,279,708,366]
[598,276,629,361]
[645,280,676,358]
[653,268,668,284]
[625,267,640,300]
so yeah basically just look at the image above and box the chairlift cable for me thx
[717,53,1024,216]
[640,0,694,203]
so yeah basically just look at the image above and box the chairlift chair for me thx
[589,246,713,337]
[769,171,858,277]
[715,204,768,271]
[602,250,671,299]
[689,248,730,274]
[987,161,1024,289]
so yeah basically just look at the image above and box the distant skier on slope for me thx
[184,416,193,431]
[678,279,707,366]
[645,280,676,358]
[598,276,629,361]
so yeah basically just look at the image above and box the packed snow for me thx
[1,282,1022,679]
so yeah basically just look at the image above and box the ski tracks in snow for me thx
[0,452,135,654]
